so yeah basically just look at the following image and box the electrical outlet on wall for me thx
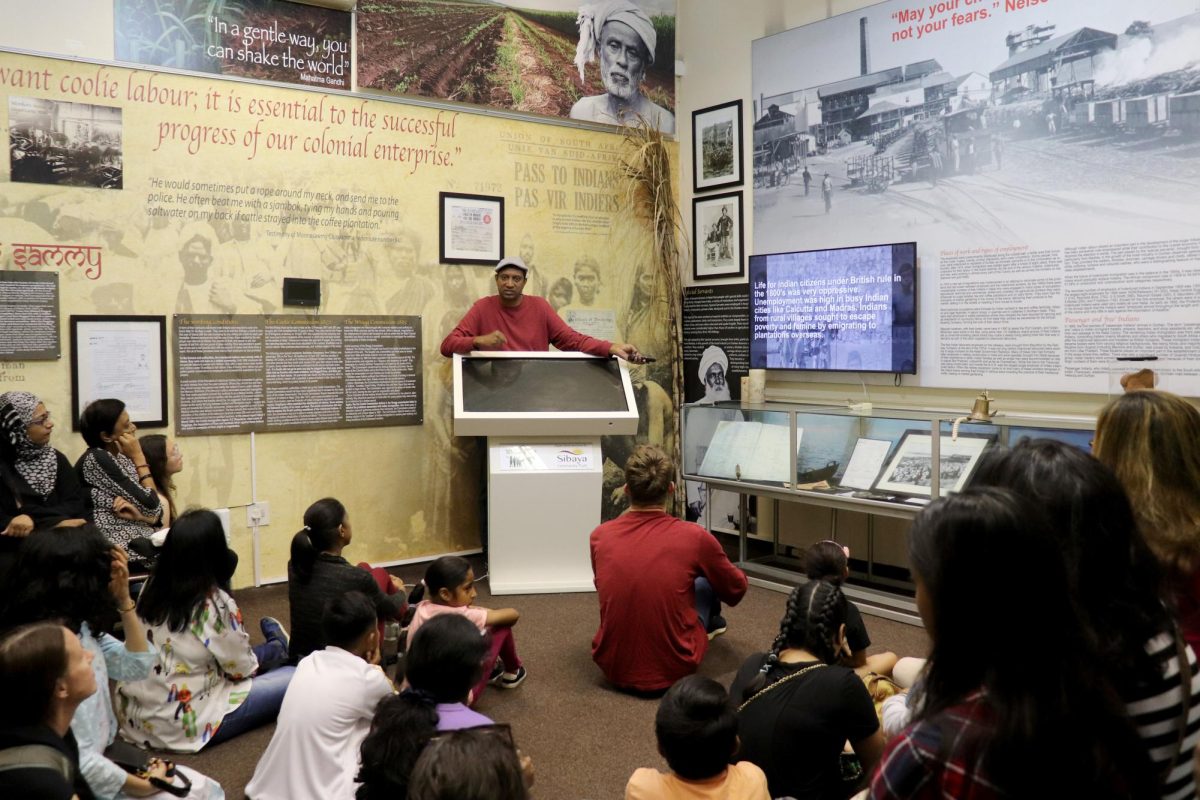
[246,501,271,527]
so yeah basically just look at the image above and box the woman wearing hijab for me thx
[0,391,89,575]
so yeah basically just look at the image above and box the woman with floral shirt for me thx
[117,509,294,752]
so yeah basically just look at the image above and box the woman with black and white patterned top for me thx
[74,398,161,558]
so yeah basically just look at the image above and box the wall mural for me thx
[753,0,1200,394]
[0,51,677,581]
[358,0,676,133]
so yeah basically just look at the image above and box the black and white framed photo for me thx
[692,100,743,192]
[692,192,744,281]
[70,315,167,430]
[872,430,995,498]
[439,192,504,266]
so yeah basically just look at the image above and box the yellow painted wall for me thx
[1,49,677,585]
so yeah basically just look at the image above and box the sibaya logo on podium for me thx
[555,448,592,469]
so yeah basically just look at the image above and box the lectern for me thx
[452,352,639,594]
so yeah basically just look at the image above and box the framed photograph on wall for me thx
[693,192,744,281]
[692,100,743,192]
[439,192,504,265]
[70,315,167,430]
[872,430,996,498]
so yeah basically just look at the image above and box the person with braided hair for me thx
[0,392,89,576]
[730,579,882,800]
[805,541,898,679]
[590,443,748,693]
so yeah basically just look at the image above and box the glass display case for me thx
[682,401,1097,620]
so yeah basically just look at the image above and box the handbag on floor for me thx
[104,739,192,797]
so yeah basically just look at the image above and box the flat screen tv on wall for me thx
[749,241,917,374]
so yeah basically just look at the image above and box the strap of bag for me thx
[0,743,73,781]
[737,661,826,713]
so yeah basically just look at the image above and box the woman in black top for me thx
[0,621,98,800]
[0,392,89,577]
[287,497,407,662]
[730,579,883,800]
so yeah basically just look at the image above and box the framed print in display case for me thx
[872,430,995,498]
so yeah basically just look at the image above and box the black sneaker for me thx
[487,657,505,685]
[496,665,527,689]
[707,615,728,641]
[261,616,290,650]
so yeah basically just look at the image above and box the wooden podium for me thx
[452,352,638,594]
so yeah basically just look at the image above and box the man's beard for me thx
[602,68,642,102]
[703,384,731,402]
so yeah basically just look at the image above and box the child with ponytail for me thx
[406,555,526,701]
[729,579,883,800]
[287,498,407,663]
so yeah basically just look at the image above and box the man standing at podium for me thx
[439,256,641,359]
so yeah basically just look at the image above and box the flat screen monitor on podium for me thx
[452,351,638,437]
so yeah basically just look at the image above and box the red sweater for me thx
[439,295,612,357]
[590,510,748,691]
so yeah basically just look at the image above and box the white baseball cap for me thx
[495,256,528,274]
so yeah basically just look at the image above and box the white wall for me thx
[0,0,113,58]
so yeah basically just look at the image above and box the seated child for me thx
[805,540,898,677]
[407,726,529,800]
[245,591,395,800]
[356,614,496,800]
[407,556,525,701]
[626,675,769,799]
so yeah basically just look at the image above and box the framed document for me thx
[70,315,167,430]
[692,192,744,281]
[439,192,504,265]
[692,100,743,192]
[872,431,995,498]
[838,437,893,490]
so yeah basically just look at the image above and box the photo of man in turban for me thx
[570,1,675,134]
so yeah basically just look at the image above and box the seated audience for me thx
[287,497,406,663]
[407,726,529,800]
[75,399,161,558]
[972,438,1200,798]
[0,622,97,800]
[1,526,221,799]
[356,614,494,800]
[1094,390,1200,653]
[246,592,394,800]
[590,444,748,693]
[627,674,769,799]
[731,579,882,799]
[804,540,898,677]
[137,434,182,529]
[869,488,1156,799]
[407,556,526,700]
[0,391,89,577]
[117,509,294,752]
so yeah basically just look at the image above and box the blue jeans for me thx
[207,642,294,747]
[694,576,721,632]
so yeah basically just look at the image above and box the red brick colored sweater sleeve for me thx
[439,295,612,357]
[590,510,748,692]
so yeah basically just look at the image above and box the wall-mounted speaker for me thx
[282,277,321,307]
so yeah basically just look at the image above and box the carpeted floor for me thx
[165,559,929,799]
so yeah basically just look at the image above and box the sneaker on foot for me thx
[487,657,505,685]
[707,615,728,641]
[261,616,290,650]
[496,665,527,689]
